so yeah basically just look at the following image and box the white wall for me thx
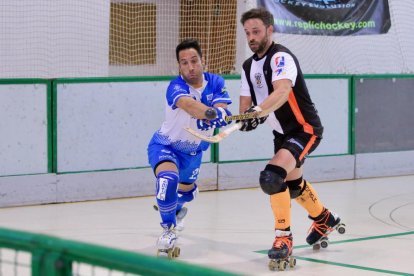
[2,77,414,208]
[55,78,349,173]
[56,80,212,173]
[0,0,110,78]
[0,83,49,176]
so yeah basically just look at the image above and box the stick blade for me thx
[183,123,242,143]
[183,127,221,143]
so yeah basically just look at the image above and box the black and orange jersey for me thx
[241,42,323,137]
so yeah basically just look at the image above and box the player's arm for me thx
[239,96,253,113]
[258,79,292,116]
[214,102,229,109]
[176,96,211,119]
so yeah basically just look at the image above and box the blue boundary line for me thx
[255,231,414,275]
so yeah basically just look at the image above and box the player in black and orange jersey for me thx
[239,8,345,270]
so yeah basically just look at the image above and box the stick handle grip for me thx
[224,113,257,122]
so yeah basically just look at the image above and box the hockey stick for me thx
[205,108,262,123]
[184,122,242,143]
[224,112,261,122]
[186,108,271,143]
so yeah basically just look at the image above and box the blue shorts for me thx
[147,141,203,184]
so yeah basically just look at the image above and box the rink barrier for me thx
[2,75,414,207]
[0,227,239,276]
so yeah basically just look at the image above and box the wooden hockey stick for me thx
[185,107,271,143]
[184,122,242,143]
[224,112,260,122]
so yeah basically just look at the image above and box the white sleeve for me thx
[270,52,298,87]
[240,68,251,97]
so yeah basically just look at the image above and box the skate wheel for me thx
[337,225,346,234]
[289,257,296,268]
[268,259,277,271]
[173,246,180,258]
[321,240,329,248]
[278,260,287,271]
[313,243,321,250]
[167,249,174,259]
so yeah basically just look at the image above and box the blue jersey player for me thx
[147,38,232,257]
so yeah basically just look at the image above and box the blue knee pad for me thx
[156,171,179,228]
[177,184,198,211]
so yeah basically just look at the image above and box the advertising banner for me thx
[258,0,391,36]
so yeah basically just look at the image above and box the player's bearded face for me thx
[251,35,268,54]
[178,49,204,87]
[244,19,271,56]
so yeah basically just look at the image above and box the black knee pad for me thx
[259,170,287,195]
[287,178,306,199]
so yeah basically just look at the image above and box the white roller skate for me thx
[307,209,346,250]
[267,230,296,271]
[176,207,187,231]
[156,226,180,259]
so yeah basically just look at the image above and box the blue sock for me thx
[177,183,198,212]
[156,171,179,229]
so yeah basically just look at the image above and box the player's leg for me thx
[148,143,180,252]
[265,131,323,260]
[283,134,344,246]
[289,176,345,247]
[286,168,324,218]
[154,162,179,230]
[174,151,202,231]
[260,147,296,261]
[175,183,198,231]
[154,162,180,252]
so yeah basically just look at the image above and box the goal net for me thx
[0,0,413,78]
[0,0,240,78]
[109,0,239,76]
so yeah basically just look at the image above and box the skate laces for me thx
[273,235,293,250]
[161,228,176,240]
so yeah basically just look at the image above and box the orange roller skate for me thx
[267,230,296,271]
[307,209,346,250]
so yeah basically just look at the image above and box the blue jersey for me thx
[149,72,232,154]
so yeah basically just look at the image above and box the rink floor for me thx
[0,174,413,275]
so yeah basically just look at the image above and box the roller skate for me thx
[156,226,180,259]
[306,209,346,250]
[176,207,187,231]
[267,230,296,271]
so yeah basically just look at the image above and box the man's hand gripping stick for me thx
[205,107,264,122]
[185,108,268,143]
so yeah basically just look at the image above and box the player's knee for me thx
[286,177,305,199]
[178,183,198,204]
[259,165,287,195]
[156,171,179,202]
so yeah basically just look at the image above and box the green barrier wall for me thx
[0,227,239,276]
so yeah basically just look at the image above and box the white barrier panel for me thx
[219,78,350,161]
[0,83,48,176]
[56,80,212,173]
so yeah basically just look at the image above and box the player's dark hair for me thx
[176,38,202,62]
[240,8,274,27]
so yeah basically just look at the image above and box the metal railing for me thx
[0,227,239,276]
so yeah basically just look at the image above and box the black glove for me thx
[238,106,268,132]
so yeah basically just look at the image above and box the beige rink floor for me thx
[0,174,413,275]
